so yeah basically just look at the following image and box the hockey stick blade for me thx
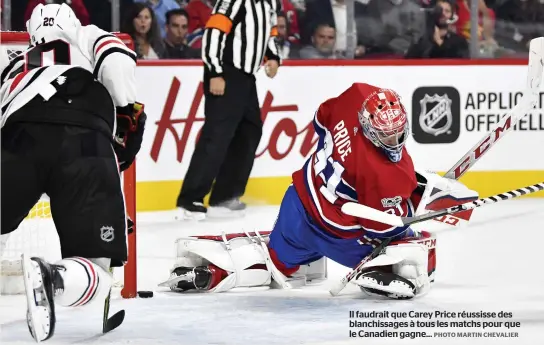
[342,182,544,227]
[103,310,125,333]
[444,37,544,180]
[103,267,125,334]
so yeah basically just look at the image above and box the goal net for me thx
[0,31,138,298]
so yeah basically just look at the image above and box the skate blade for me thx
[174,208,206,221]
[21,254,50,342]
[206,207,245,219]
[355,279,415,298]
[157,274,192,288]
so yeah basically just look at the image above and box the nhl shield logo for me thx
[412,86,460,144]
[100,226,115,242]
[419,94,452,136]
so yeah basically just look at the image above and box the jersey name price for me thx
[333,120,352,162]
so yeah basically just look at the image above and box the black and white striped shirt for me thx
[202,0,282,77]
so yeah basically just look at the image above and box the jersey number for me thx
[26,40,71,71]
[384,204,405,216]
[43,17,54,26]
[314,130,345,204]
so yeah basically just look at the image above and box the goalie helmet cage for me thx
[0,31,138,298]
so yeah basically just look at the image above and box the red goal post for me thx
[0,31,138,298]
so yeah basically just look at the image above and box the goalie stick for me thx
[328,237,393,296]
[342,182,544,227]
[328,37,544,296]
[444,37,544,180]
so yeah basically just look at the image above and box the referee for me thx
[176,0,282,220]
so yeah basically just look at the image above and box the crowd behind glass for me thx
[2,0,542,60]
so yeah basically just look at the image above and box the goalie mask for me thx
[26,3,81,47]
[358,89,409,163]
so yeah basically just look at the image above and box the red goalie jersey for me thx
[292,83,419,240]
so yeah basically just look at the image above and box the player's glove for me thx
[116,102,145,141]
[114,102,146,171]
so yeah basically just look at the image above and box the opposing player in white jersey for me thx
[0,4,145,341]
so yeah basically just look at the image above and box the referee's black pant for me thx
[177,64,262,207]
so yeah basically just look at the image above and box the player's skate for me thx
[356,270,416,300]
[21,254,64,342]
[207,198,246,218]
[175,201,207,221]
[158,265,226,291]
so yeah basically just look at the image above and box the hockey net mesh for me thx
[0,32,137,297]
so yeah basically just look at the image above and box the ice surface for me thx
[1,199,544,345]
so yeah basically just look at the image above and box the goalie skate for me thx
[158,266,215,292]
[21,254,63,342]
[355,270,416,300]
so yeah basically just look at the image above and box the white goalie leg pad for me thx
[291,257,328,285]
[354,238,431,298]
[173,236,272,292]
[359,252,404,270]
[212,269,270,293]
[385,242,430,296]
[54,257,112,307]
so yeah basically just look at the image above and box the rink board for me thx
[134,60,544,211]
[2,38,542,211]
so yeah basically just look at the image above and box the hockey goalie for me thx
[0,4,145,342]
[160,83,479,299]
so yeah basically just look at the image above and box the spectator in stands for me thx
[276,12,298,59]
[25,0,90,26]
[299,23,338,59]
[184,0,215,49]
[303,0,366,58]
[406,0,468,58]
[490,0,544,53]
[456,0,499,56]
[82,0,134,31]
[134,0,181,37]
[83,0,111,30]
[163,9,200,58]
[281,0,301,44]
[357,0,426,58]
[122,3,166,59]
[456,0,494,39]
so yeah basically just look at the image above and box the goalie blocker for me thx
[160,170,477,299]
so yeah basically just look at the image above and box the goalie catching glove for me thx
[411,169,479,228]
[114,102,146,171]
